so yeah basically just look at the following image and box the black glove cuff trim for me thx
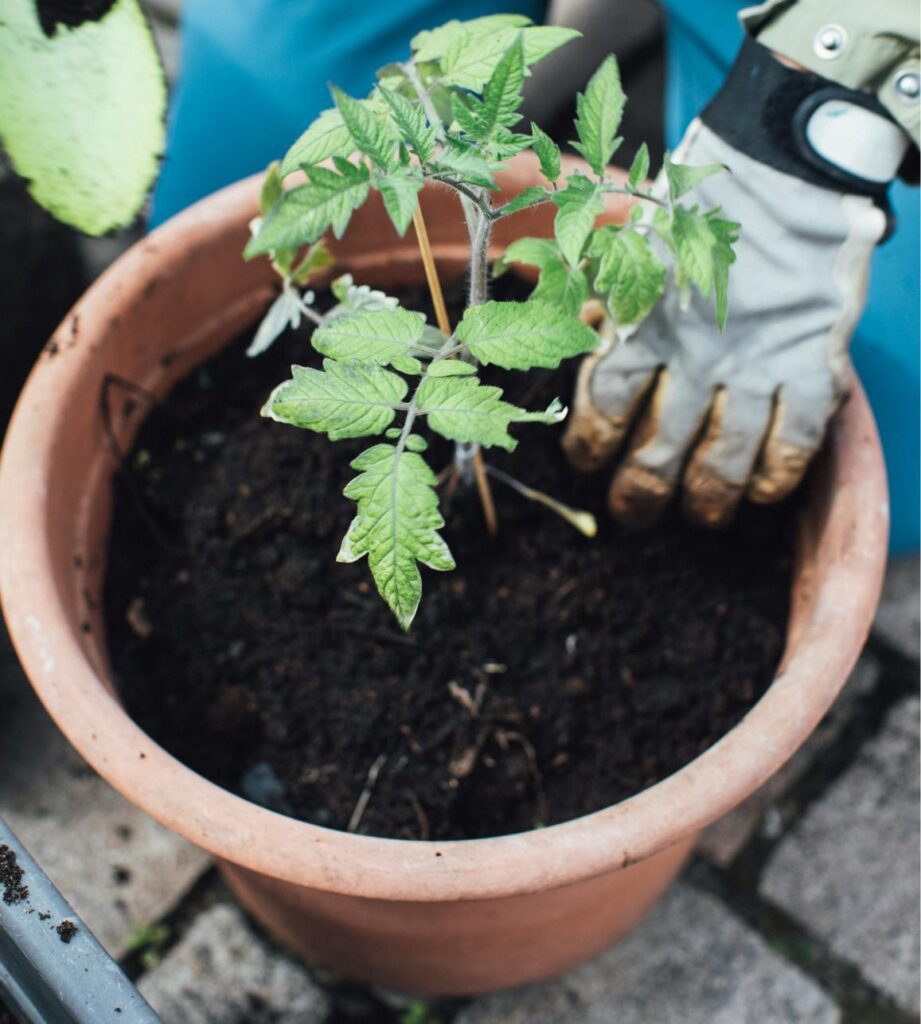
[701,37,892,203]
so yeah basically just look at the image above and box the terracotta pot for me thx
[0,152,888,995]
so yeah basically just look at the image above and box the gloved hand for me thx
[563,36,913,527]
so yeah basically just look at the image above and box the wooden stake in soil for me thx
[412,206,498,536]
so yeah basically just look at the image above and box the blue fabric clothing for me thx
[153,0,919,551]
[660,0,920,552]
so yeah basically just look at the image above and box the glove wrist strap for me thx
[702,37,906,200]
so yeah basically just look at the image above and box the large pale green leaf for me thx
[410,15,531,63]
[455,301,598,370]
[262,360,408,440]
[280,108,355,175]
[495,237,587,316]
[439,24,578,91]
[312,306,426,369]
[417,375,564,451]
[338,444,454,629]
[590,227,665,324]
[245,160,370,257]
[571,55,625,177]
[552,173,603,267]
[0,0,166,235]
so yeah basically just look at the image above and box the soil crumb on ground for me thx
[0,844,28,905]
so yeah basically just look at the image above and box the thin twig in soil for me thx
[347,754,388,833]
[497,730,549,826]
[404,788,431,841]
[447,680,482,717]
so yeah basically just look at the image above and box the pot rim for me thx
[0,173,890,903]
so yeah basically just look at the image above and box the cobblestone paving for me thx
[1,8,917,1018]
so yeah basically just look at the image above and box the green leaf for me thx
[329,274,399,315]
[672,206,716,298]
[457,36,525,141]
[455,301,598,370]
[571,55,625,177]
[280,108,355,175]
[521,26,581,65]
[704,210,739,330]
[247,285,303,357]
[379,88,437,163]
[411,15,531,63]
[499,186,552,217]
[245,161,370,257]
[291,240,335,284]
[374,166,424,236]
[670,206,739,328]
[425,360,477,377]
[664,153,725,201]
[431,139,496,189]
[530,122,560,183]
[438,24,577,92]
[485,129,533,160]
[495,237,587,316]
[262,360,407,440]
[332,85,399,169]
[627,143,650,189]
[0,0,166,235]
[590,227,665,324]
[312,306,425,367]
[552,173,603,267]
[417,376,564,452]
[260,162,284,214]
[339,445,454,630]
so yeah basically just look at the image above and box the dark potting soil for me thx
[104,280,796,841]
[0,845,28,906]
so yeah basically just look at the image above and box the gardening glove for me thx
[564,6,918,527]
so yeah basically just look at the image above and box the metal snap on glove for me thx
[563,37,909,527]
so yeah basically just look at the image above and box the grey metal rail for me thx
[0,817,161,1024]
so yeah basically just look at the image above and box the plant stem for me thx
[467,190,493,309]
[403,61,443,140]
[409,202,498,536]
